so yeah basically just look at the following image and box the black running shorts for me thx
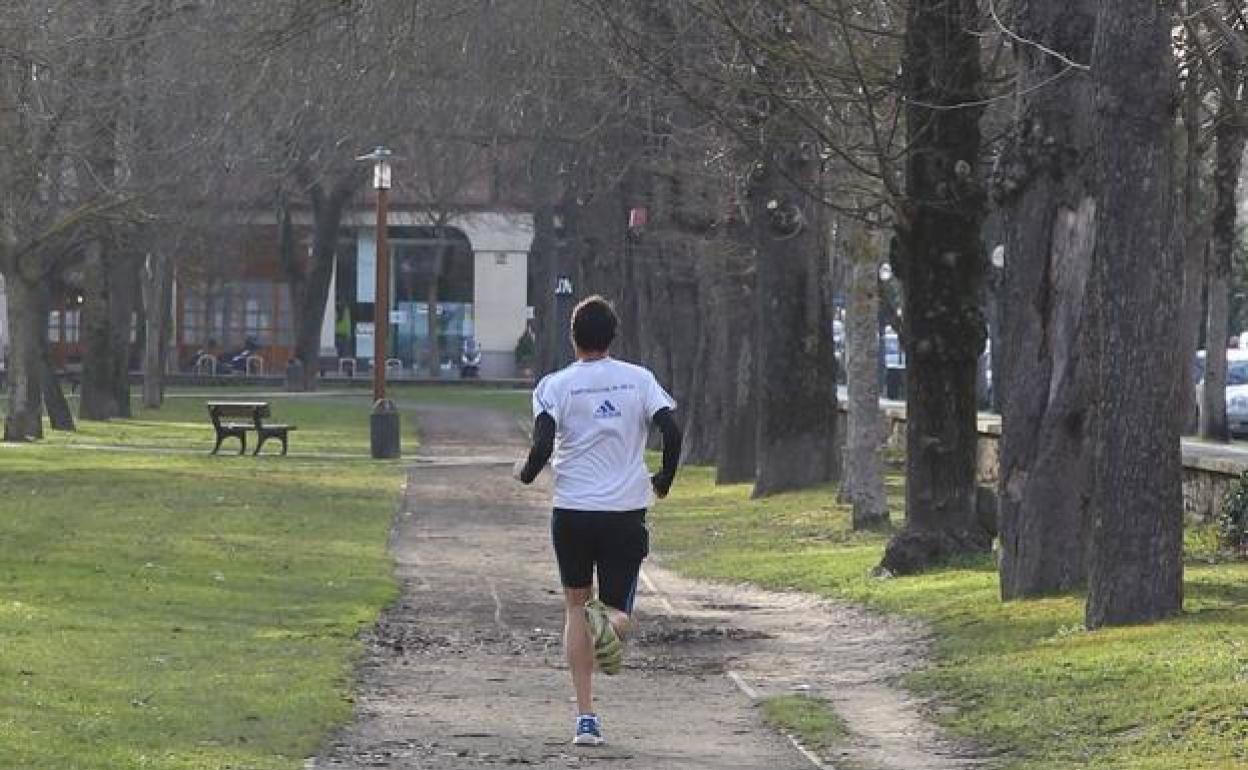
[551,508,649,614]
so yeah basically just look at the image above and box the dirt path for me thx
[311,405,988,770]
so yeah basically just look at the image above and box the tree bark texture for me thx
[994,0,1096,599]
[528,203,558,378]
[3,272,45,441]
[880,0,991,573]
[41,355,74,432]
[287,182,354,391]
[1200,51,1244,442]
[1178,52,1209,436]
[715,231,759,484]
[843,219,889,529]
[749,144,839,498]
[681,244,720,465]
[1086,0,1184,628]
[79,239,138,421]
[141,252,172,409]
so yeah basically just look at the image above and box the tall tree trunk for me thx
[1202,272,1231,440]
[529,203,558,377]
[111,250,137,419]
[79,239,138,421]
[843,218,889,529]
[681,247,719,465]
[715,232,758,484]
[1200,53,1244,442]
[287,181,356,392]
[749,143,839,498]
[1086,0,1183,628]
[40,356,74,432]
[30,278,73,431]
[1179,44,1209,436]
[3,272,45,441]
[994,0,1096,599]
[79,241,115,420]
[141,252,171,409]
[879,0,991,574]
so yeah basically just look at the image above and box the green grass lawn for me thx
[0,385,527,770]
[652,466,1248,770]
[34,385,531,455]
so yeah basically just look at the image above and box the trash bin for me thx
[370,399,401,459]
[284,358,305,392]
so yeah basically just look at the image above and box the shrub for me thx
[1217,472,1248,556]
[514,329,536,369]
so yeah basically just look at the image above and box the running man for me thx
[514,295,683,747]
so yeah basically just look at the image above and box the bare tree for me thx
[877,0,991,574]
[841,215,889,528]
[1085,0,1184,628]
[1200,16,1247,441]
[993,0,1097,598]
[1178,16,1213,437]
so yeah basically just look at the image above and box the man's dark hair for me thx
[571,295,617,352]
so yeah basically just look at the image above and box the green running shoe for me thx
[585,599,622,675]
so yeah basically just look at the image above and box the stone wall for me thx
[853,402,1243,526]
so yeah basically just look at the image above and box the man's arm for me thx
[515,412,556,484]
[651,408,683,498]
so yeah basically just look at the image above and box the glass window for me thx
[182,294,204,344]
[1230,361,1248,386]
[64,310,80,343]
[183,281,294,348]
[48,311,61,343]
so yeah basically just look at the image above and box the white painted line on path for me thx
[786,734,836,770]
[726,669,760,701]
[638,567,677,615]
[728,668,834,769]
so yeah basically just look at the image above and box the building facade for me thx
[167,208,533,379]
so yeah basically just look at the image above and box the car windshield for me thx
[1193,356,1248,385]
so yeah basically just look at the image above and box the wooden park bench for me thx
[206,401,296,456]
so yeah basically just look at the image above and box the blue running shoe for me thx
[572,713,605,746]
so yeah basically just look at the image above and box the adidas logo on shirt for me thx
[594,400,622,419]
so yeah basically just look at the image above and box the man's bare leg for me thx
[563,587,594,714]
[605,605,631,639]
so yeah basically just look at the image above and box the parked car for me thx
[1194,349,1248,436]
[1228,384,1248,436]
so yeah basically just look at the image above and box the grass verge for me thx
[0,385,525,769]
[760,694,850,753]
[652,465,1248,770]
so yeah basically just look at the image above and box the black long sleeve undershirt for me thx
[651,407,682,497]
[517,407,684,497]
[518,412,556,484]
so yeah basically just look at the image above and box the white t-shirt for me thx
[533,357,677,511]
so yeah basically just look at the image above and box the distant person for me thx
[513,295,682,747]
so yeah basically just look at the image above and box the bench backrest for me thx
[208,403,270,429]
